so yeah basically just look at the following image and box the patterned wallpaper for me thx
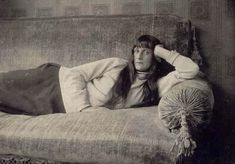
[0,0,226,18]
[0,0,234,95]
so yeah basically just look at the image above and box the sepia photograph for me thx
[0,0,234,163]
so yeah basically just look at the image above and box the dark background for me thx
[0,0,234,163]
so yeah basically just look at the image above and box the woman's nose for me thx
[136,51,143,59]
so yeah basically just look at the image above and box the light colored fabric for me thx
[59,51,199,113]
[154,46,180,64]
[0,106,176,164]
[155,47,199,79]
[158,79,214,130]
[59,57,127,112]
[125,78,146,107]
[158,79,214,159]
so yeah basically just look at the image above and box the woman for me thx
[0,35,199,115]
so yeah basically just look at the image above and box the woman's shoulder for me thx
[97,57,128,66]
[62,57,128,70]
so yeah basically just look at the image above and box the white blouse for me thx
[59,50,199,113]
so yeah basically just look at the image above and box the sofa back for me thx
[0,15,192,71]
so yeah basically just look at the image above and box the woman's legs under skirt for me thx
[0,63,65,115]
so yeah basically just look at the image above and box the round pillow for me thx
[158,80,214,131]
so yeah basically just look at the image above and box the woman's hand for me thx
[154,45,182,65]
[154,45,171,60]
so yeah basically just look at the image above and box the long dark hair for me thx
[105,35,174,109]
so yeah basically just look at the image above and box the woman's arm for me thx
[69,57,127,81]
[59,57,127,113]
[154,46,200,97]
[154,46,199,79]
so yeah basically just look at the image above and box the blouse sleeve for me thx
[59,57,127,112]
[154,46,199,97]
[154,46,199,79]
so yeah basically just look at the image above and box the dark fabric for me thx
[0,63,65,115]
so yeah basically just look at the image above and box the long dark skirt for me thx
[0,63,65,115]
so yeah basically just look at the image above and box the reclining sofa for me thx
[0,14,214,164]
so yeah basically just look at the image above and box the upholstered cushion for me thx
[0,15,192,71]
[158,79,214,131]
[0,107,176,164]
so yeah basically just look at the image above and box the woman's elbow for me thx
[193,62,200,75]
[187,63,199,78]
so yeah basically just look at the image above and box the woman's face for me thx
[133,46,153,72]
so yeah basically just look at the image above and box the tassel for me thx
[171,110,197,162]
